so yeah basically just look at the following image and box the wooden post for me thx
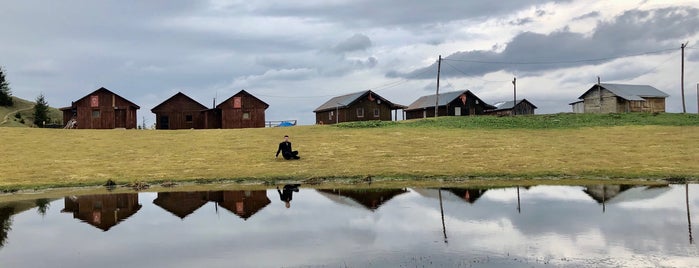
[438,188,448,243]
[512,77,517,116]
[597,76,602,112]
[687,183,694,244]
[516,186,521,213]
[435,55,441,118]
[681,43,687,113]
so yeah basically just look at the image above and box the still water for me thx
[0,184,697,267]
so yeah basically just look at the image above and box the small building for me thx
[485,99,537,116]
[151,92,210,130]
[61,193,141,231]
[569,100,584,113]
[60,87,140,129]
[313,90,406,124]
[216,90,269,129]
[575,83,669,113]
[404,90,495,119]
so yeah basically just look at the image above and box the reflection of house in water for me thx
[61,194,141,231]
[583,185,671,211]
[444,188,488,204]
[153,190,270,220]
[209,191,271,220]
[317,188,408,211]
[153,192,211,219]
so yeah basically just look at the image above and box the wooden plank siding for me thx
[405,91,492,120]
[314,91,402,124]
[216,90,269,129]
[152,92,209,130]
[61,87,139,129]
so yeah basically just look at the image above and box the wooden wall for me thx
[152,94,208,129]
[218,91,268,129]
[315,96,393,124]
[583,89,666,113]
[405,93,490,119]
[71,89,138,129]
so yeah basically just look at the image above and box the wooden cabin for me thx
[575,83,668,113]
[485,99,537,116]
[313,90,406,124]
[151,92,211,130]
[153,192,210,219]
[404,90,495,119]
[209,190,271,220]
[60,87,140,129]
[216,90,269,128]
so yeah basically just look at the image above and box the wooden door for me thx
[115,109,126,128]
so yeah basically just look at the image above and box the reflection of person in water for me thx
[277,184,300,208]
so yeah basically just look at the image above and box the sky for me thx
[1,0,698,126]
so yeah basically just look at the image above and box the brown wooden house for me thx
[216,90,269,128]
[575,83,668,113]
[153,192,210,219]
[404,90,495,119]
[210,190,271,220]
[60,87,140,129]
[151,92,214,130]
[313,90,406,124]
[316,188,408,211]
[485,99,537,116]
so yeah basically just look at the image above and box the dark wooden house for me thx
[60,87,140,129]
[61,193,141,231]
[575,83,668,113]
[216,90,269,129]
[485,99,537,116]
[313,90,406,124]
[151,92,213,130]
[404,90,495,119]
[153,192,210,219]
[209,190,271,220]
[316,188,408,211]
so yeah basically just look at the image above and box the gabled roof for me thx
[151,92,208,112]
[72,87,140,109]
[216,89,269,109]
[578,83,669,101]
[405,90,495,111]
[489,99,537,111]
[313,90,406,112]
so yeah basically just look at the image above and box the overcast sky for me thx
[1,0,698,126]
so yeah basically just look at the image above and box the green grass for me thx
[1,114,698,191]
[337,113,699,129]
[0,96,62,127]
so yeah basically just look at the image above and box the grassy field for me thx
[0,113,698,191]
[0,96,62,127]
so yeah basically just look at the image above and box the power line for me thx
[442,60,511,83]
[441,47,676,65]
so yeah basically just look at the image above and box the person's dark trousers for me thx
[283,151,300,160]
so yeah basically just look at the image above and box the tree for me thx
[0,67,12,107]
[33,93,50,127]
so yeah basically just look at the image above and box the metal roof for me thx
[313,90,405,112]
[578,83,669,101]
[490,99,537,111]
[405,90,494,111]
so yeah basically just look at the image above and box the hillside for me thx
[0,96,63,127]
[0,114,697,191]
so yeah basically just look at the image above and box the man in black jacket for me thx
[276,135,300,160]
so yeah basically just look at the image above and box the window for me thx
[454,107,461,116]
[185,115,193,123]
[373,108,380,117]
[92,110,100,118]
[329,111,334,120]
[160,116,169,129]
[357,108,364,117]
[242,112,250,119]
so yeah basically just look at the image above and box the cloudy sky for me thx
[1,0,698,126]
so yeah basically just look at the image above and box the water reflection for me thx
[277,184,300,208]
[316,188,408,211]
[0,183,696,267]
[61,194,142,231]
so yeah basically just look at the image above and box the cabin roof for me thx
[405,90,495,111]
[151,92,208,112]
[215,89,269,109]
[313,90,406,112]
[71,87,140,109]
[578,83,669,101]
[489,99,537,111]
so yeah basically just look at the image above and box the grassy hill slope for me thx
[0,96,63,127]
[1,113,697,191]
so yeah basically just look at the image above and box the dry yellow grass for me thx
[1,125,698,189]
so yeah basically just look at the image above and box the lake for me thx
[0,183,697,267]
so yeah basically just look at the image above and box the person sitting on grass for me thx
[275,135,300,160]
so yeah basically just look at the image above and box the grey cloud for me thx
[254,0,571,28]
[573,11,600,20]
[332,34,372,53]
[390,6,699,80]
[509,17,534,25]
[535,9,547,17]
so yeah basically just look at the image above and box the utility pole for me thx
[597,76,602,112]
[512,77,517,116]
[681,43,687,113]
[435,55,442,118]
[697,83,698,114]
